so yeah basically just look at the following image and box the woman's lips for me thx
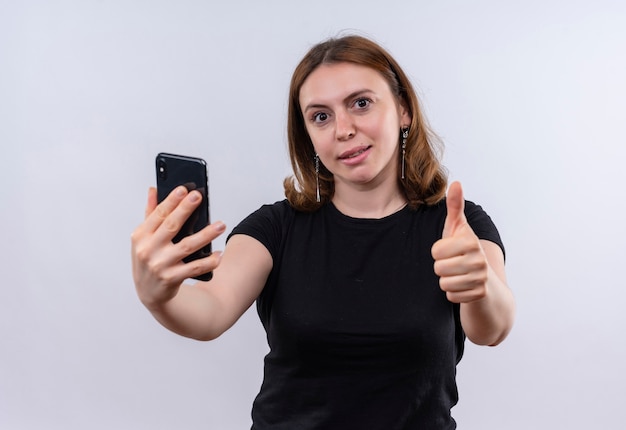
[338,145,371,164]
[339,145,371,159]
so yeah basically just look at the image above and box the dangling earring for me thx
[315,154,321,203]
[401,127,409,180]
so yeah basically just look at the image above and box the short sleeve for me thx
[465,200,505,259]
[226,200,293,262]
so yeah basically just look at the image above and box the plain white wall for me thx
[1,1,625,429]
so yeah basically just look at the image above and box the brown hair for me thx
[283,35,447,211]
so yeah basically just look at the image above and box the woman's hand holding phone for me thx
[131,186,225,311]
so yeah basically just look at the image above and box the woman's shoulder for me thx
[231,199,291,230]
[415,198,500,236]
[226,199,295,255]
[418,197,490,218]
[246,199,297,221]
[428,197,504,254]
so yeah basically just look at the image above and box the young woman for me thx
[131,35,515,429]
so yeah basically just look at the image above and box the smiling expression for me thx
[299,62,411,191]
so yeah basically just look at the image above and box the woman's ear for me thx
[399,99,412,126]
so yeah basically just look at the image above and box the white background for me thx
[1,1,625,429]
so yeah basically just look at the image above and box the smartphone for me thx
[155,152,212,281]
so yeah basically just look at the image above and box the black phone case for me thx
[155,153,212,281]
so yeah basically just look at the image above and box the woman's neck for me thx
[331,180,407,219]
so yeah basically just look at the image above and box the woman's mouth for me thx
[338,146,372,165]
[339,146,371,160]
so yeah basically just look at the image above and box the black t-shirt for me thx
[228,199,504,430]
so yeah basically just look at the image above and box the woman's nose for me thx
[335,112,356,141]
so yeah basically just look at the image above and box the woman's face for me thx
[299,62,411,192]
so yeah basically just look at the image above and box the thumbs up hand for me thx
[431,181,489,304]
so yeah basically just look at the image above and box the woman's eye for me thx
[354,98,371,109]
[313,112,329,123]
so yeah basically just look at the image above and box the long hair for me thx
[284,35,447,211]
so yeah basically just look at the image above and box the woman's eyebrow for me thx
[302,89,375,113]
[342,89,375,103]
